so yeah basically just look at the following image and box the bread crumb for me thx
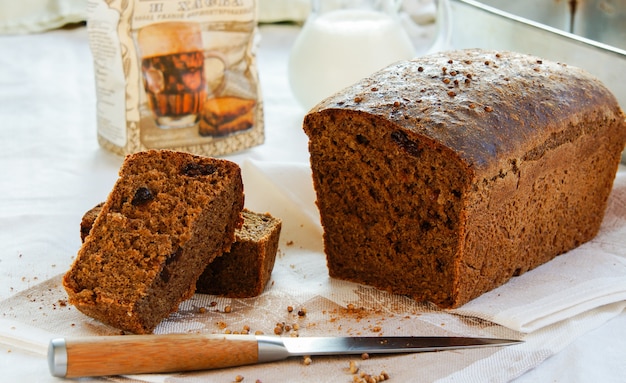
[234,375,244,382]
[352,370,390,383]
[349,360,359,374]
[303,356,312,365]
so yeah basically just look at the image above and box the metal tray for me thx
[447,0,626,162]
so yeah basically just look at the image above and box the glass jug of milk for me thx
[288,0,416,110]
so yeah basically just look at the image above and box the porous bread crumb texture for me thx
[63,150,244,333]
[304,49,626,308]
[306,112,466,307]
[196,209,282,298]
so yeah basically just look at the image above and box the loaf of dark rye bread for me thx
[81,206,282,298]
[303,49,626,308]
[64,150,244,333]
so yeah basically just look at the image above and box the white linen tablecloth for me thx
[1,24,625,382]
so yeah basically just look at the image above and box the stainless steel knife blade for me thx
[279,335,521,355]
[48,334,522,378]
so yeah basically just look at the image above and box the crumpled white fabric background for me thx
[0,0,438,34]
[0,0,85,34]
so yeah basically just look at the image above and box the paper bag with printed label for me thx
[87,0,263,156]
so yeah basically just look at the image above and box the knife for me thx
[48,333,522,378]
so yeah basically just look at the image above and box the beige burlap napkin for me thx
[1,159,625,382]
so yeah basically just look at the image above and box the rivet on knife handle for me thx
[48,334,263,378]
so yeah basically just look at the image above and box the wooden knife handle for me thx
[48,333,259,378]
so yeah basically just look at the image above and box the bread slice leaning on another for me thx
[64,150,244,333]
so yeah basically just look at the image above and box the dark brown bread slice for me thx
[81,207,282,298]
[64,150,244,333]
[303,49,626,308]
[195,209,282,297]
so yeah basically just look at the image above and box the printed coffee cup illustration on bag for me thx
[136,22,208,129]
[135,21,255,137]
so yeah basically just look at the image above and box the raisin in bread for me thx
[303,49,626,308]
[64,150,244,333]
